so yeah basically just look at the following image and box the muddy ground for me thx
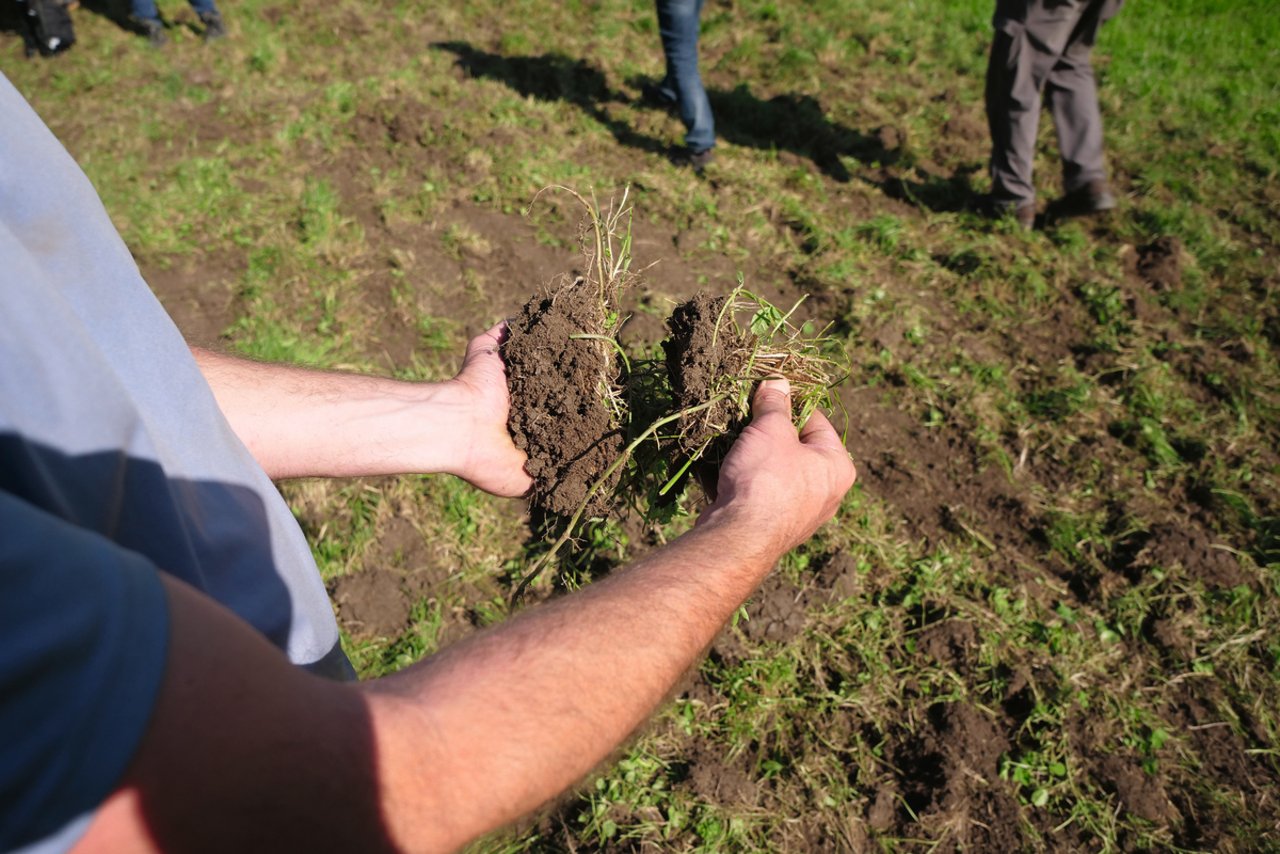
[141,71,1280,854]
[165,123,1277,854]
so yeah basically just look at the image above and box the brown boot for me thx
[985,196,1036,230]
[1050,180,1117,219]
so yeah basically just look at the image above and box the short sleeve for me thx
[0,491,170,852]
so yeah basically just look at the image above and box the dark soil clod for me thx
[504,278,625,519]
[663,293,752,458]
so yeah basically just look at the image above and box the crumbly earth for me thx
[503,278,625,519]
[663,293,752,458]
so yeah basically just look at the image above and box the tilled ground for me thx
[13,1,1278,849]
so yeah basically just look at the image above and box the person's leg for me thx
[986,0,1090,210]
[129,0,160,22]
[985,25,1040,210]
[185,0,225,40]
[128,0,168,44]
[1045,0,1121,196]
[1045,44,1105,193]
[656,0,715,153]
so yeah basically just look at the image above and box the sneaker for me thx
[200,10,226,41]
[670,146,714,173]
[131,15,167,46]
[1049,180,1117,219]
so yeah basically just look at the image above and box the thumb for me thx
[461,322,507,375]
[751,378,793,420]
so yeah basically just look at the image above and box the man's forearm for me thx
[190,326,531,497]
[365,509,778,849]
[192,346,470,480]
[80,512,784,854]
[77,379,853,854]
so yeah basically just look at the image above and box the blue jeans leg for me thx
[131,0,218,20]
[656,0,715,152]
[130,0,160,20]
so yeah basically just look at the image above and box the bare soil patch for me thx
[842,385,1043,574]
[875,702,1024,852]
[1126,236,1184,292]
[141,251,244,346]
[330,568,425,638]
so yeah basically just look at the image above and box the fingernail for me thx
[761,378,791,394]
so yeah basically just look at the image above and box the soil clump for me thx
[504,277,625,519]
[663,293,752,462]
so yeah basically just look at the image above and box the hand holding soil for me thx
[446,322,535,498]
[698,378,856,556]
[501,188,851,595]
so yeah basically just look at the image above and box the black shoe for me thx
[200,10,226,41]
[670,146,714,173]
[131,15,167,46]
[982,195,1036,230]
[1049,180,1117,219]
[640,81,677,110]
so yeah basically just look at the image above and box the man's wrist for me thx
[395,378,473,477]
[693,502,792,569]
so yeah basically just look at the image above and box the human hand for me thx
[445,322,534,498]
[697,379,856,556]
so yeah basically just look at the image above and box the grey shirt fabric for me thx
[1,69,353,847]
[0,71,348,672]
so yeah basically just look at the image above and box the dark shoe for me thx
[200,10,226,41]
[983,196,1036,230]
[1012,202,1036,230]
[131,15,167,46]
[640,80,677,110]
[670,146,714,173]
[1050,180,1117,219]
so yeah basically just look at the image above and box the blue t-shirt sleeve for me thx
[0,491,170,852]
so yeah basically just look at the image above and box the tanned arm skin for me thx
[75,379,855,853]
[191,323,532,497]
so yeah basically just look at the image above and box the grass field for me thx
[4,0,1278,850]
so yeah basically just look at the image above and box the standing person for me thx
[129,0,226,45]
[984,0,1124,228]
[0,71,855,854]
[646,0,716,171]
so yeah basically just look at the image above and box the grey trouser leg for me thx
[986,0,1122,206]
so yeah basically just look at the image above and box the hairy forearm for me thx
[364,510,778,850]
[192,346,469,480]
[80,513,782,854]
[76,380,850,853]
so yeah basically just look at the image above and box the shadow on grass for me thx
[433,41,668,158]
[880,165,984,213]
[703,83,889,182]
[433,41,946,191]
